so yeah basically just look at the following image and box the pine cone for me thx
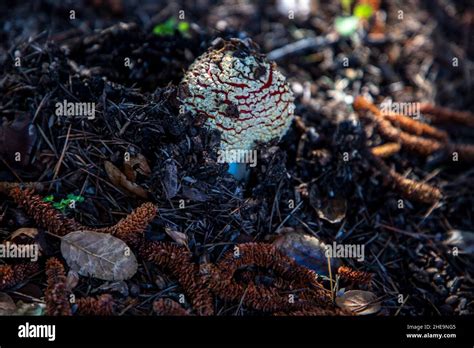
[337,266,373,286]
[45,258,71,316]
[0,265,14,289]
[369,153,442,204]
[209,243,335,313]
[275,306,349,316]
[96,202,157,247]
[9,187,79,236]
[453,144,474,162]
[9,187,157,246]
[420,103,474,127]
[0,263,39,290]
[153,298,192,316]
[140,241,214,316]
[76,294,115,315]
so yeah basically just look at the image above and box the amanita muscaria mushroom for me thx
[179,38,295,179]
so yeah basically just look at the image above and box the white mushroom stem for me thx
[227,162,249,181]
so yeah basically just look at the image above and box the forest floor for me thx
[0,0,473,316]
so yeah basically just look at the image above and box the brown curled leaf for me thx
[123,153,151,181]
[336,290,381,315]
[104,161,148,198]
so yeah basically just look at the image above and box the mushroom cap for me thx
[179,38,295,154]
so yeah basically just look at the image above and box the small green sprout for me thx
[43,194,84,212]
[335,1,374,37]
[43,195,54,203]
[177,21,190,34]
[152,18,191,37]
[354,4,374,20]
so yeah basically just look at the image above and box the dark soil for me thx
[0,0,473,316]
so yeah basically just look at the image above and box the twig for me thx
[267,35,337,61]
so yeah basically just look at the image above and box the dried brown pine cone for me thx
[9,187,157,247]
[45,258,71,316]
[153,298,192,316]
[140,241,214,316]
[209,243,337,313]
[0,263,39,290]
[337,266,373,286]
[9,187,79,236]
[75,294,115,315]
[96,202,157,247]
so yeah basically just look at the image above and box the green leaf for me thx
[152,18,176,36]
[354,4,373,19]
[52,201,64,210]
[43,195,55,202]
[177,21,190,34]
[67,194,84,202]
[335,16,359,36]
[153,18,191,37]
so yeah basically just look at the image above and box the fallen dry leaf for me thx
[162,159,179,199]
[315,196,347,224]
[0,114,37,167]
[182,185,209,202]
[0,292,16,315]
[97,280,129,297]
[60,230,138,281]
[9,227,38,241]
[104,161,148,199]
[272,229,341,276]
[443,230,474,255]
[164,225,188,247]
[310,186,347,224]
[123,153,151,181]
[66,270,80,291]
[336,289,381,315]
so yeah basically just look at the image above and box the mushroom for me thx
[179,38,295,180]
